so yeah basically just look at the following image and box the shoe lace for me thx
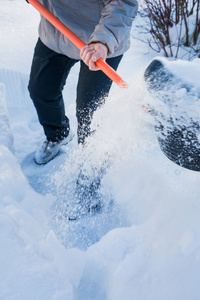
[44,140,50,152]
[44,140,58,152]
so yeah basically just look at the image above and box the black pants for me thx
[28,39,123,143]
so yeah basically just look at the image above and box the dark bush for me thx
[136,0,200,59]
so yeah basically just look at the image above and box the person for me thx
[27,0,138,164]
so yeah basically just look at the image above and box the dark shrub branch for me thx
[136,0,200,58]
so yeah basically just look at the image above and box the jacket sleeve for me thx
[89,0,138,55]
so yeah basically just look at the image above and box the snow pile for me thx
[164,57,200,88]
[0,82,13,151]
[1,1,200,300]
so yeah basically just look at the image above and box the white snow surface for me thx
[1,1,200,299]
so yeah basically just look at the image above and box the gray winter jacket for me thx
[39,0,138,59]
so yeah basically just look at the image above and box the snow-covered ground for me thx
[1,1,200,299]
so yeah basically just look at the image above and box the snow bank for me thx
[0,82,14,151]
[0,88,84,300]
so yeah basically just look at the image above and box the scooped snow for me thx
[157,56,200,88]
[1,1,200,300]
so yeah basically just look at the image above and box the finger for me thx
[80,45,93,54]
[89,43,107,61]
[80,47,91,61]
[92,47,107,62]
[84,50,96,66]
[80,45,94,60]
[89,59,100,71]
[81,48,95,62]
[81,48,95,65]
[91,50,102,62]
[80,46,87,58]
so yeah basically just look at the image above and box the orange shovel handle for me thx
[28,0,128,88]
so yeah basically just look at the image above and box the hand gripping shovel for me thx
[27,0,128,89]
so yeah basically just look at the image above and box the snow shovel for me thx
[144,59,200,172]
[27,0,128,89]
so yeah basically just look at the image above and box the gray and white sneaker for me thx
[34,132,74,165]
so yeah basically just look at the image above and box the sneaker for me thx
[34,132,74,165]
